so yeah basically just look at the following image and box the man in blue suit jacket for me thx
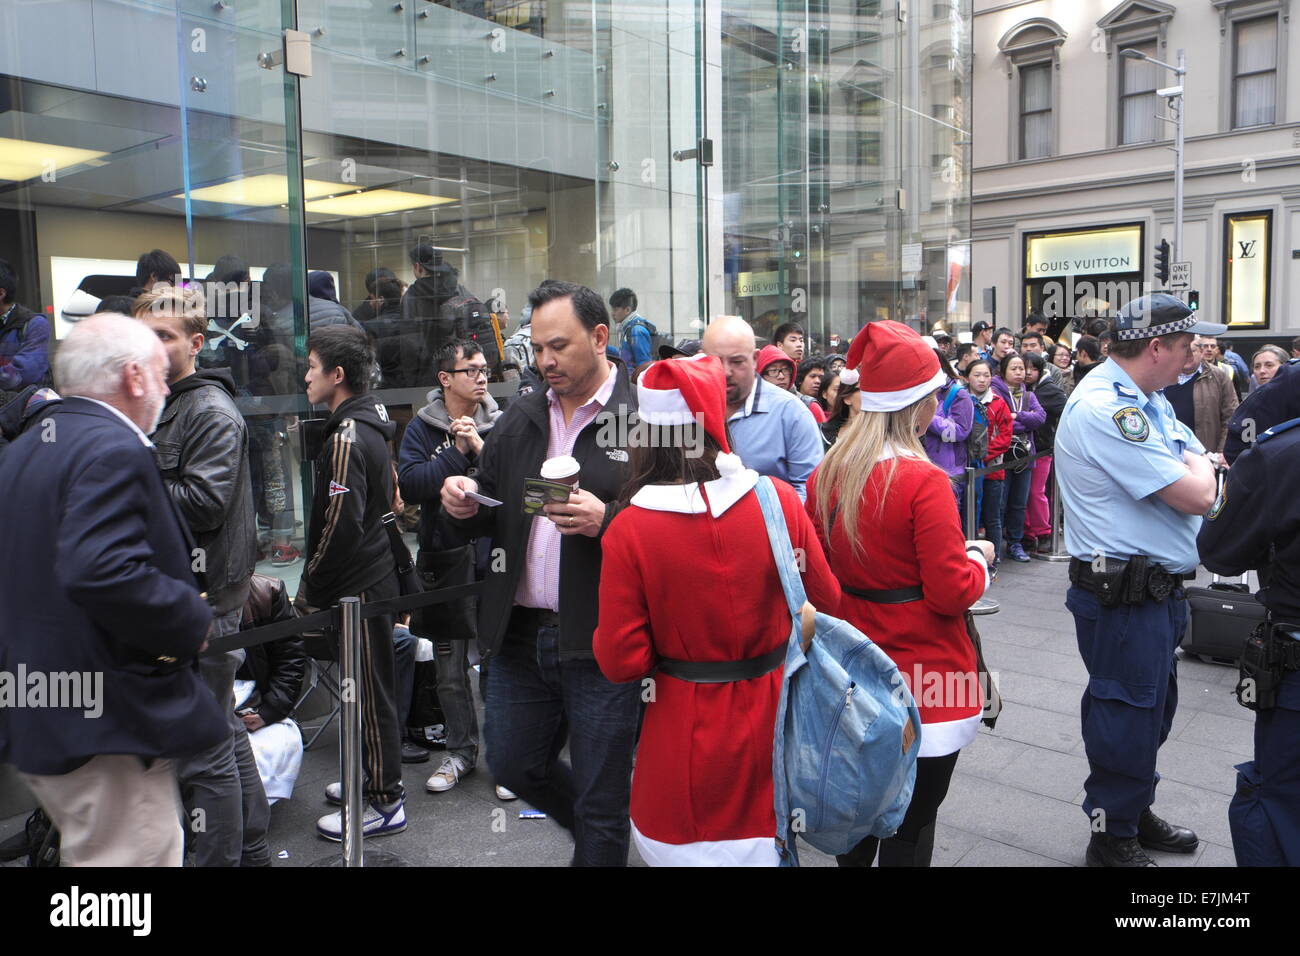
[0,314,228,866]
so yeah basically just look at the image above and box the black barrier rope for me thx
[964,446,1052,480]
[203,582,486,656]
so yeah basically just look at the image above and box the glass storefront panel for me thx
[719,0,972,351]
[0,0,313,559]
[2,0,971,533]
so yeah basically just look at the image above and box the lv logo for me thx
[1237,240,1257,259]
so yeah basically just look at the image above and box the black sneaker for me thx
[401,739,431,764]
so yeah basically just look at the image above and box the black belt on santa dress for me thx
[656,645,787,683]
[842,584,924,604]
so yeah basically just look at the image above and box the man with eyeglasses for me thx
[1164,336,1239,456]
[398,340,502,794]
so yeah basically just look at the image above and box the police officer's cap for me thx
[1114,293,1226,341]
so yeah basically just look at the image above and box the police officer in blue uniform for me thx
[1197,416,1300,865]
[1055,293,1225,866]
[1223,357,1300,463]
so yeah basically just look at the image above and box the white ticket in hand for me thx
[464,490,503,507]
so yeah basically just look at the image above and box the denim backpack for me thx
[756,477,921,866]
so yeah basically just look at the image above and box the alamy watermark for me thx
[594,411,707,459]
[144,276,262,323]
[1038,277,1150,322]
[0,665,103,718]
[890,665,997,716]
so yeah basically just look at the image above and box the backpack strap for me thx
[941,381,960,416]
[754,477,817,651]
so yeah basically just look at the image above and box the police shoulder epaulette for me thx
[1258,417,1300,443]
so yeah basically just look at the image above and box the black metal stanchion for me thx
[964,465,978,540]
[339,596,364,867]
[312,596,406,867]
[964,463,1000,616]
[1033,466,1071,563]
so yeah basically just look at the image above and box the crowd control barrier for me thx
[204,581,484,867]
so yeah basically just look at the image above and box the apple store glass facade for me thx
[0,0,970,539]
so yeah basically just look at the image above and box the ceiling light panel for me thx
[0,137,109,182]
[180,174,343,206]
[305,189,454,217]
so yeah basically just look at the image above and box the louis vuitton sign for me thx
[1224,211,1271,328]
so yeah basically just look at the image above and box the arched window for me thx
[997,18,1067,161]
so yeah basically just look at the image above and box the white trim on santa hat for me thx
[635,382,696,425]
[856,367,947,413]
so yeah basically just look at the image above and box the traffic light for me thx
[1154,239,1171,285]
[789,231,806,261]
[1188,290,1200,311]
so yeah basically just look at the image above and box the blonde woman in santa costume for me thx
[807,321,996,867]
[593,353,840,866]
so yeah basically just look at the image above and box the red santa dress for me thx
[594,469,841,866]
[806,448,989,756]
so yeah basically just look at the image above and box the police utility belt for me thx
[1236,620,1300,713]
[1067,556,1191,607]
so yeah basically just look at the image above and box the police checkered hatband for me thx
[1115,314,1196,341]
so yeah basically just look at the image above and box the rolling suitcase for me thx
[1182,572,1267,665]
[1181,464,1265,665]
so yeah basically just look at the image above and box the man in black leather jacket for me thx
[134,286,269,867]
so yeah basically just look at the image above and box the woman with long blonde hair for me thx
[806,321,994,868]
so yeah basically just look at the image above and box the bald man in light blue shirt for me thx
[703,316,823,500]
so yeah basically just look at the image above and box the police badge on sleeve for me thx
[1112,406,1150,442]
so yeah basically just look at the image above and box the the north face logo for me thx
[328,480,350,497]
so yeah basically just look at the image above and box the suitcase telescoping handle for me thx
[1207,464,1250,588]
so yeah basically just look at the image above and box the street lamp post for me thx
[1122,47,1186,267]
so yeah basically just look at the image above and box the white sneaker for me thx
[495,785,519,801]
[426,754,471,793]
[316,800,406,841]
[325,781,342,805]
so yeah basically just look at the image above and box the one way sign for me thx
[1170,261,1191,289]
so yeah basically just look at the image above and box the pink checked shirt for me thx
[513,363,617,611]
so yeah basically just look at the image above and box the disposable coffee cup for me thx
[540,455,580,490]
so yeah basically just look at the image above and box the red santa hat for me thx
[839,320,946,413]
[636,353,744,476]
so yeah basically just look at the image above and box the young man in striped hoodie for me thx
[299,326,406,840]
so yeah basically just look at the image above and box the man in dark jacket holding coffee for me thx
[441,280,640,866]
[134,285,269,867]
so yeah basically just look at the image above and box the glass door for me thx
[591,0,706,355]
[176,0,312,559]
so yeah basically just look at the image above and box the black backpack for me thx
[439,296,502,377]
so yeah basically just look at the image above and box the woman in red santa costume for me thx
[593,353,840,867]
[806,321,996,867]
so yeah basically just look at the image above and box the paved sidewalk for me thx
[1,555,1249,866]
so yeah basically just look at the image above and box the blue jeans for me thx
[980,477,1005,565]
[484,615,641,866]
[1002,463,1033,552]
[179,609,269,866]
